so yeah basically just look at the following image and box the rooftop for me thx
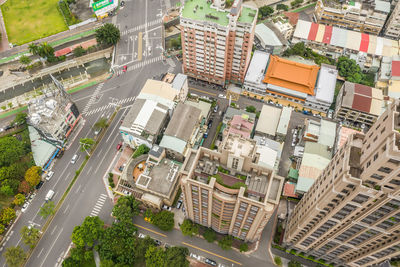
[340,81,383,116]
[255,104,282,136]
[263,56,319,96]
[181,0,256,27]
[337,126,362,149]
[276,106,292,135]
[171,73,187,91]
[313,64,338,104]
[137,79,179,109]
[222,134,256,158]
[319,119,337,148]
[164,103,201,141]
[227,114,254,139]
[120,98,169,136]
[185,99,212,119]
[392,61,400,77]
[223,107,256,123]
[28,126,58,167]
[255,24,283,47]
[244,50,270,85]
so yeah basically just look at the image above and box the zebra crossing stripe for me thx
[121,19,162,36]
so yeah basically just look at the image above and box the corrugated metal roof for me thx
[296,176,316,193]
[315,24,325,43]
[293,19,311,39]
[255,24,283,47]
[319,120,336,148]
[276,106,292,135]
[244,50,270,84]
[255,105,281,136]
[314,65,337,104]
[159,135,187,154]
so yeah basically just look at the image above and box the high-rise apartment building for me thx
[180,0,257,86]
[284,99,400,266]
[384,1,400,39]
[179,133,284,242]
[314,0,390,35]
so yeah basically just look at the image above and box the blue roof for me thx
[172,73,187,91]
[295,177,315,193]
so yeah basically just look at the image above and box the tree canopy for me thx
[218,235,233,250]
[112,195,140,223]
[288,260,302,267]
[39,201,55,219]
[72,216,104,249]
[96,23,121,46]
[19,55,32,65]
[13,194,25,206]
[0,137,25,167]
[276,3,288,11]
[203,227,216,243]
[79,138,95,154]
[145,246,165,267]
[94,117,108,129]
[24,166,41,187]
[20,226,40,248]
[180,219,198,237]
[4,246,26,267]
[336,56,363,83]
[258,6,274,18]
[152,210,174,231]
[0,207,16,225]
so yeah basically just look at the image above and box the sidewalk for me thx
[0,18,110,65]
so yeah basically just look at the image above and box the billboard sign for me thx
[92,0,114,12]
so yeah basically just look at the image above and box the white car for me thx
[71,154,78,164]
[46,171,54,181]
[190,253,201,261]
[218,94,226,99]
[162,205,172,211]
[21,202,30,213]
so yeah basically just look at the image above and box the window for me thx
[378,167,392,174]
[373,153,379,161]
[371,173,384,180]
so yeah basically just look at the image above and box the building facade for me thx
[314,0,390,35]
[180,134,284,242]
[384,1,400,39]
[284,99,400,266]
[180,0,257,86]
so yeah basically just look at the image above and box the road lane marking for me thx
[63,204,70,214]
[138,31,143,61]
[75,184,82,194]
[134,224,167,237]
[37,248,44,258]
[50,225,58,235]
[87,165,93,174]
[190,87,217,96]
[181,242,242,266]
[40,227,63,267]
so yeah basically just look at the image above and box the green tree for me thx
[152,210,174,231]
[73,46,86,57]
[259,6,274,18]
[164,246,189,267]
[71,216,104,249]
[180,219,198,237]
[28,43,39,55]
[288,260,302,267]
[239,243,248,252]
[38,42,55,59]
[24,166,41,187]
[225,0,233,7]
[203,228,216,243]
[145,246,165,267]
[4,246,26,267]
[274,256,282,266]
[276,3,288,11]
[0,137,25,167]
[245,105,256,113]
[18,181,31,194]
[96,23,121,46]
[13,112,27,126]
[13,194,25,206]
[0,207,16,225]
[19,55,32,65]
[135,235,156,264]
[62,246,93,266]
[132,144,150,158]
[218,235,233,250]
[336,56,363,83]
[79,138,95,155]
[99,259,115,267]
[0,224,5,235]
[112,195,140,223]
[97,221,138,265]
[94,117,108,129]
[39,201,55,219]
[20,226,40,248]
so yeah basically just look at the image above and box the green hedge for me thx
[58,0,79,26]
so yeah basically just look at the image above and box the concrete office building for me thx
[314,0,390,35]
[180,133,284,242]
[180,0,257,86]
[384,1,400,39]
[284,99,400,266]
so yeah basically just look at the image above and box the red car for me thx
[116,142,122,150]
[122,65,127,72]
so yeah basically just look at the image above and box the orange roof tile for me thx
[283,12,299,26]
[263,56,320,96]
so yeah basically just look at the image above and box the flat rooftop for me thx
[244,50,270,85]
[181,0,256,27]
[263,56,319,96]
[222,134,256,158]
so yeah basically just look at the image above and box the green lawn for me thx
[0,0,68,45]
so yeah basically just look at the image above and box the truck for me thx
[45,190,55,201]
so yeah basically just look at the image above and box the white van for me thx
[45,190,55,201]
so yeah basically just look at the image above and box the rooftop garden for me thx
[209,173,247,190]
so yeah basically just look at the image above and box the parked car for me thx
[303,110,311,115]
[45,190,55,201]
[116,142,122,150]
[70,154,78,164]
[164,243,171,249]
[21,202,30,213]
[208,120,213,129]
[190,253,201,261]
[176,200,183,209]
[154,239,162,246]
[35,181,44,190]
[203,132,209,138]
[213,105,219,113]
[46,171,54,181]
[119,163,126,172]
[205,258,217,266]
[218,94,226,99]
[162,205,172,211]
[28,193,36,201]
[138,233,146,238]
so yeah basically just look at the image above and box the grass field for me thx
[0,0,68,45]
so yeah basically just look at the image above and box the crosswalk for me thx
[166,57,176,73]
[120,19,162,36]
[82,83,104,115]
[83,96,136,116]
[90,194,107,217]
[114,55,163,75]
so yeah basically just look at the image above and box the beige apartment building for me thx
[384,1,400,39]
[180,0,257,86]
[180,134,284,242]
[284,99,400,266]
[314,0,390,35]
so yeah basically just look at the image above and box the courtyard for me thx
[0,0,68,45]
